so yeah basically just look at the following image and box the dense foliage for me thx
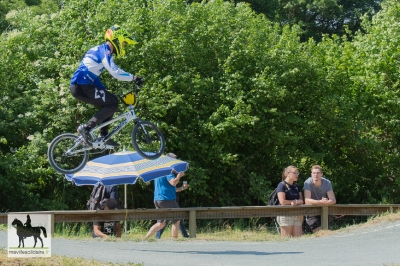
[189,0,383,42]
[1,0,400,212]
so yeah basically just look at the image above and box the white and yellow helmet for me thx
[104,25,137,57]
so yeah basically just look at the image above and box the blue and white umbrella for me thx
[66,151,189,213]
[65,151,188,234]
[65,151,189,186]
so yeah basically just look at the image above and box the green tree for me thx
[1,0,400,212]
[272,0,382,42]
[188,0,383,42]
[0,0,60,32]
[0,0,26,32]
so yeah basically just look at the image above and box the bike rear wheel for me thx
[47,133,89,174]
[131,121,165,160]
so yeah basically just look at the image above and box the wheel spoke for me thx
[48,133,89,174]
[132,121,165,159]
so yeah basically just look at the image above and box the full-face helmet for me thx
[104,25,137,57]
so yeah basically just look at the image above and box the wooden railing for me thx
[2,204,399,237]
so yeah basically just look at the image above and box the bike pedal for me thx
[105,144,117,150]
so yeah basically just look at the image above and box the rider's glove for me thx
[134,76,144,88]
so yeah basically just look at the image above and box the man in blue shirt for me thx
[155,187,189,239]
[144,154,186,239]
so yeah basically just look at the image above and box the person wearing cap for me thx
[92,187,122,238]
[144,153,186,239]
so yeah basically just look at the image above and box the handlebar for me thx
[117,83,140,107]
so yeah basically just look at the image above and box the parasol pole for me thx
[122,147,128,235]
[124,184,127,209]
[124,184,127,236]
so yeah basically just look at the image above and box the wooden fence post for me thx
[321,206,329,230]
[189,210,196,238]
[50,212,55,237]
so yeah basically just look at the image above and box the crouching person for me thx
[93,198,121,239]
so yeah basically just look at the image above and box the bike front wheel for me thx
[132,121,165,160]
[47,133,89,174]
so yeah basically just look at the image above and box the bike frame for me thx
[65,86,157,157]
[65,104,140,157]
[89,104,140,149]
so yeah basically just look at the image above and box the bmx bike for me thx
[47,85,165,175]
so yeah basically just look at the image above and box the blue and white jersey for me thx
[70,43,134,90]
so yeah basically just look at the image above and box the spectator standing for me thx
[155,182,189,239]
[144,153,185,239]
[303,165,336,232]
[276,165,304,237]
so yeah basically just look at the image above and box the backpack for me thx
[268,188,280,206]
[267,181,291,206]
[87,184,108,210]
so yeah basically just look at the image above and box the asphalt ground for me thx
[1,219,400,266]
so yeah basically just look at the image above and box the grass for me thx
[0,248,143,266]
[2,211,400,265]
[51,219,284,242]
[309,210,400,238]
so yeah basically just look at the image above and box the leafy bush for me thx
[0,0,400,211]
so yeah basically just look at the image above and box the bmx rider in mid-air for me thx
[69,25,144,147]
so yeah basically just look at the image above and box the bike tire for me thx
[131,121,165,160]
[47,133,89,174]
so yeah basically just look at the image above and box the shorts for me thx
[276,216,303,226]
[154,200,180,224]
[306,215,321,230]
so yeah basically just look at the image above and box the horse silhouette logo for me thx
[11,215,47,248]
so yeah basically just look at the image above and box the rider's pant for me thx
[69,84,118,135]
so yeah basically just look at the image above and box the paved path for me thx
[2,220,400,266]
